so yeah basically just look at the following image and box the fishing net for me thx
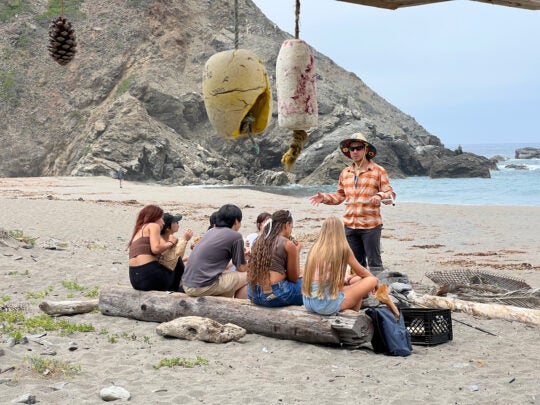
[426,270,539,309]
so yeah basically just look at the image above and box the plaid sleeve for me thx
[322,168,350,205]
[377,167,395,200]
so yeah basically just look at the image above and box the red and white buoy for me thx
[276,39,318,130]
[276,38,317,170]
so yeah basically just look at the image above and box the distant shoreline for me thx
[2,174,539,207]
[445,142,540,158]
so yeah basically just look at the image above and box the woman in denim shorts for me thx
[302,217,378,315]
[247,210,303,307]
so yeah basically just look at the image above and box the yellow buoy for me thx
[202,49,272,139]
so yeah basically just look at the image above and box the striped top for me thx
[321,161,395,229]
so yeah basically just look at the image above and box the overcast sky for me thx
[252,0,539,147]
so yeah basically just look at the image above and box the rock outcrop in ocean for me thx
[515,147,540,159]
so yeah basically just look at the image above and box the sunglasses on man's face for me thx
[349,145,366,152]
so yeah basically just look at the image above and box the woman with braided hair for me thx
[247,209,303,307]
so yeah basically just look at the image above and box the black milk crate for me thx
[402,308,453,346]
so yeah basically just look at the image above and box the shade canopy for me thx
[338,0,540,10]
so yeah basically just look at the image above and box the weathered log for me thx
[99,286,373,346]
[413,295,540,326]
[39,299,99,315]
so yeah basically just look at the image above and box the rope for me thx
[295,0,300,39]
[281,129,308,172]
[61,0,64,17]
[241,115,260,155]
[231,1,260,155]
[279,0,305,170]
[234,0,239,49]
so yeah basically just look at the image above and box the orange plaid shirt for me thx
[321,161,395,229]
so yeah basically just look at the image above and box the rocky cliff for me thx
[0,0,492,184]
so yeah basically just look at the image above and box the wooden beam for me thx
[99,286,374,347]
[337,0,450,10]
[337,0,540,10]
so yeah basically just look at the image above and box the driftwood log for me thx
[413,295,540,326]
[39,299,99,315]
[99,286,374,346]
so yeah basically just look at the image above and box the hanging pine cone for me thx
[48,16,77,66]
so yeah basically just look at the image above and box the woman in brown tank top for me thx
[247,209,303,307]
[128,205,182,291]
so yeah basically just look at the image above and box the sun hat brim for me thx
[339,134,377,159]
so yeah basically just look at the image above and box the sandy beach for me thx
[1,176,539,404]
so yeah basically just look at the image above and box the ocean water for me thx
[387,142,540,206]
[213,142,540,206]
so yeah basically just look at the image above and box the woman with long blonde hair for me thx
[247,209,303,307]
[302,216,378,315]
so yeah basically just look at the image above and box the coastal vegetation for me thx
[25,355,81,378]
[0,309,95,340]
[153,356,209,370]
[7,229,36,245]
[61,281,99,298]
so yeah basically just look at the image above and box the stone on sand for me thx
[156,316,246,343]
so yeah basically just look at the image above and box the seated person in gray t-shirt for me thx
[182,204,248,299]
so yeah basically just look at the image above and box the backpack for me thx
[366,306,412,357]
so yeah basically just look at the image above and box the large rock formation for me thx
[0,0,492,184]
[429,153,491,178]
[515,147,540,159]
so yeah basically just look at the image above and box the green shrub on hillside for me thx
[14,31,31,49]
[117,75,136,96]
[127,0,148,9]
[0,69,22,108]
[35,0,84,22]
[0,1,31,23]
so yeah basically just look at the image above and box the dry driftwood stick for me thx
[39,299,99,315]
[452,318,497,336]
[413,295,540,326]
[99,285,374,346]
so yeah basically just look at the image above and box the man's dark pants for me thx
[345,224,384,273]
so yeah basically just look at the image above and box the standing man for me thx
[309,133,395,274]
[117,168,125,188]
